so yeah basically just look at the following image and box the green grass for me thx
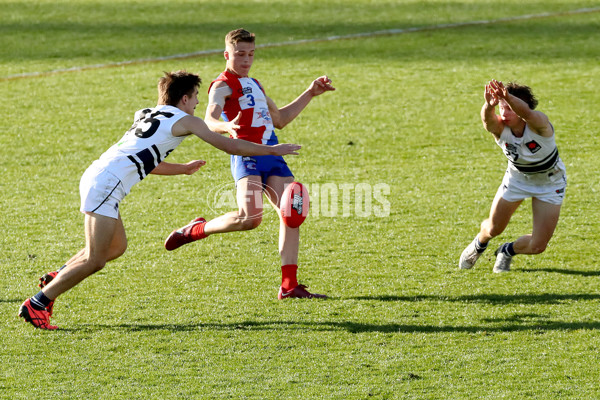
[2,0,600,398]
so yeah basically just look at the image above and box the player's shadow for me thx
[0,298,22,304]
[520,268,600,276]
[87,318,600,334]
[348,293,600,304]
[73,292,600,333]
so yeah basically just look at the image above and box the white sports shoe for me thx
[493,247,512,273]
[459,239,483,269]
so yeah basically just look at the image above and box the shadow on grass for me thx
[0,299,22,304]
[521,268,600,276]
[349,293,600,304]
[80,319,600,334]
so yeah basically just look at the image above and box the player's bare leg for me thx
[20,213,124,329]
[510,198,561,255]
[165,176,264,250]
[494,198,560,272]
[205,175,264,234]
[38,215,126,316]
[38,249,86,290]
[460,192,521,270]
[492,198,560,273]
[42,213,123,299]
[481,195,521,272]
[44,218,127,281]
[265,176,325,299]
[493,197,560,272]
[264,176,299,264]
[480,193,522,243]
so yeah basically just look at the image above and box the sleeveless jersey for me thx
[91,105,188,193]
[496,124,565,177]
[209,70,278,145]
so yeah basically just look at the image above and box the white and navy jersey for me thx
[496,124,565,177]
[90,105,188,193]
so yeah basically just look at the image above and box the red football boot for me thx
[164,218,207,251]
[278,284,327,299]
[18,299,58,330]
[38,270,59,288]
[38,270,58,316]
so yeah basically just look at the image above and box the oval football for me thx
[281,182,309,228]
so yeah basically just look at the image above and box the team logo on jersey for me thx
[255,108,271,121]
[242,87,252,95]
[525,140,541,154]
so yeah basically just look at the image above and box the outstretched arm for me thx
[269,75,335,129]
[489,79,553,137]
[173,115,301,156]
[150,160,206,175]
[205,105,241,137]
[481,82,504,139]
[205,81,241,137]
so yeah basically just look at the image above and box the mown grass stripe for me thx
[2,6,599,82]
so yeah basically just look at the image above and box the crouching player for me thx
[459,80,566,273]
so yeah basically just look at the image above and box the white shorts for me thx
[79,164,126,219]
[497,169,567,205]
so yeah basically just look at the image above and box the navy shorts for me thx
[231,154,293,183]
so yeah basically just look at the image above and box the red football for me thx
[281,182,309,228]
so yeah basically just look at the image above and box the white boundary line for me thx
[3,7,599,81]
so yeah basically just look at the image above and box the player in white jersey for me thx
[459,80,566,273]
[18,70,302,329]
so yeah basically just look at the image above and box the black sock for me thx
[475,237,488,253]
[502,242,516,257]
[30,291,52,310]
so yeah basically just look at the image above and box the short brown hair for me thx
[506,82,538,110]
[225,28,255,47]
[158,70,201,106]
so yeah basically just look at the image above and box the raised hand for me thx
[489,79,508,99]
[308,75,336,97]
[484,83,499,107]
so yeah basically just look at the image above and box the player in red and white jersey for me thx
[19,70,302,329]
[164,28,335,299]
[459,80,566,273]
[208,69,277,145]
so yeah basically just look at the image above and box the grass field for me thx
[2,0,600,398]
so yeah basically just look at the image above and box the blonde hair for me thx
[225,28,255,47]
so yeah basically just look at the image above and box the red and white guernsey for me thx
[209,70,278,145]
